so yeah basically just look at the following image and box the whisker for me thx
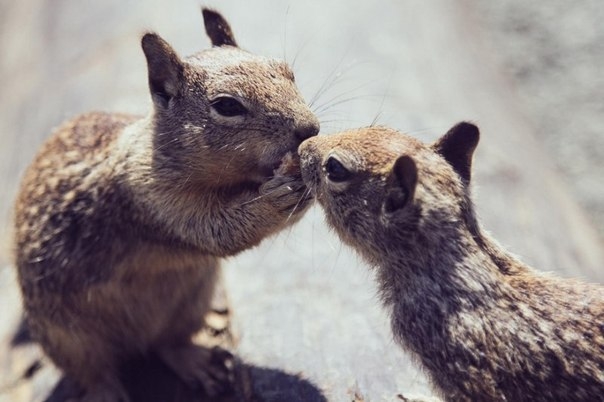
[315,93,383,116]
[291,32,316,72]
[308,48,355,107]
[240,195,265,206]
[282,4,291,63]
[369,71,393,127]
[285,186,311,224]
[318,118,350,125]
[152,137,180,152]
[309,58,372,109]
[240,183,283,206]
[311,80,376,115]
[370,112,383,127]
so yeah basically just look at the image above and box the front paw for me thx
[260,174,313,216]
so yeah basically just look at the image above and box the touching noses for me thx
[295,118,320,141]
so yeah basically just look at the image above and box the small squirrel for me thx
[13,8,318,402]
[298,123,603,401]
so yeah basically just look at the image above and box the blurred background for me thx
[0,1,602,401]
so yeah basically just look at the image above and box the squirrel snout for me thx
[298,138,319,173]
[298,142,320,190]
[294,119,320,141]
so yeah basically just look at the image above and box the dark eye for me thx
[210,96,248,117]
[324,156,351,182]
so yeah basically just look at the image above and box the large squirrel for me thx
[13,8,319,401]
[299,123,603,401]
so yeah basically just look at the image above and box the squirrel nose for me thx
[295,120,320,141]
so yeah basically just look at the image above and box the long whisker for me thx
[239,183,282,206]
[282,4,291,63]
[152,137,180,152]
[308,48,355,107]
[370,112,383,127]
[285,186,312,224]
[369,71,394,127]
[311,80,376,115]
[291,32,316,72]
[315,94,384,116]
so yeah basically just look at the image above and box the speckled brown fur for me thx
[13,8,318,402]
[299,123,603,402]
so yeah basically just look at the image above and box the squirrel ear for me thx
[141,33,184,108]
[383,155,417,214]
[432,121,480,182]
[202,8,238,47]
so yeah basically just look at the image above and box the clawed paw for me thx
[260,174,313,216]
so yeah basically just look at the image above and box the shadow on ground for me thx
[11,319,326,402]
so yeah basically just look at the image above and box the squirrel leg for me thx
[54,348,129,402]
[34,322,129,402]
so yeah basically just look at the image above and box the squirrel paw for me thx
[158,344,235,396]
[260,174,313,217]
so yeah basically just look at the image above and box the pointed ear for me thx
[141,33,184,108]
[432,122,480,182]
[202,8,238,47]
[383,155,417,214]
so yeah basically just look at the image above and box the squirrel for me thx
[13,8,319,402]
[298,123,603,401]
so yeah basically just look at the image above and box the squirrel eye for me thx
[324,156,351,182]
[210,96,248,117]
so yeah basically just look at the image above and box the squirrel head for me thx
[141,8,319,187]
[299,122,479,265]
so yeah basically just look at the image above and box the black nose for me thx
[295,120,320,141]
